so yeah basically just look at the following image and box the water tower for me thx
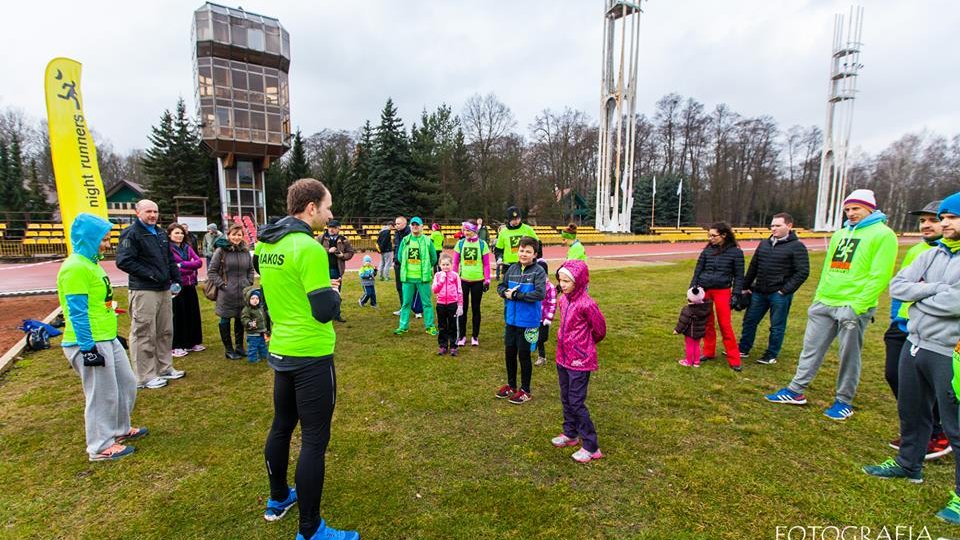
[191,2,292,229]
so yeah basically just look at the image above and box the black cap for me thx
[327,219,340,227]
[908,200,942,216]
[506,206,520,220]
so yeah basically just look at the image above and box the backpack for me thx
[19,319,60,351]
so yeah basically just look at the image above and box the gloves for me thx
[730,294,740,310]
[170,283,182,295]
[482,282,490,292]
[456,305,463,317]
[543,320,552,326]
[81,347,105,367]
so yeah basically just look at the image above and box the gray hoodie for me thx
[889,242,960,357]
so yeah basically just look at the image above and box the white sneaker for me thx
[358,298,364,307]
[535,356,546,366]
[141,377,168,389]
[393,310,401,316]
[471,337,479,347]
[171,348,188,358]
[189,344,206,352]
[551,434,579,447]
[571,447,604,463]
[415,313,423,319]
[159,368,185,380]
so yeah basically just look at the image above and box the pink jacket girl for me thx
[432,269,463,309]
[556,259,606,371]
[170,242,203,287]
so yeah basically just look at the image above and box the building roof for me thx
[105,179,145,199]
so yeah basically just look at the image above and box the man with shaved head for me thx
[116,200,185,390]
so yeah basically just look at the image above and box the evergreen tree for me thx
[317,145,350,215]
[0,135,29,214]
[449,128,473,215]
[263,161,287,217]
[340,121,374,217]
[366,98,415,217]
[284,129,311,184]
[26,158,53,218]
[142,99,213,218]
[0,140,9,211]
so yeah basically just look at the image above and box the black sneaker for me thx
[756,354,777,365]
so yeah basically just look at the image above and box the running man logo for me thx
[463,246,479,265]
[830,238,861,271]
[407,246,421,264]
[510,235,522,253]
[102,276,114,306]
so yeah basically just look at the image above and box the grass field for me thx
[1,250,957,540]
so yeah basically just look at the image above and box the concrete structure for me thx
[191,2,291,229]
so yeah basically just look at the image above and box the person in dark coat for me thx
[739,212,810,365]
[168,223,205,357]
[319,220,355,323]
[377,223,394,280]
[675,287,713,367]
[208,223,255,359]
[392,216,411,313]
[690,222,744,371]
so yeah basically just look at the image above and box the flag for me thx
[44,58,108,253]
[651,176,657,195]
[676,178,683,196]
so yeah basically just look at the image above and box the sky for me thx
[1,0,957,155]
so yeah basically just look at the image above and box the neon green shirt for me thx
[57,253,117,345]
[495,223,539,264]
[813,215,899,315]
[566,240,587,261]
[255,227,335,357]
[398,233,437,282]
[430,230,445,252]
[455,238,490,282]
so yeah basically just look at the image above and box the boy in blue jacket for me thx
[496,236,546,404]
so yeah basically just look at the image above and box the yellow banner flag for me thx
[44,57,109,253]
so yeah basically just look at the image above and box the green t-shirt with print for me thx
[495,223,539,264]
[57,254,117,344]
[455,238,490,282]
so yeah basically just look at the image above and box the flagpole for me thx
[676,178,683,228]
[650,176,656,229]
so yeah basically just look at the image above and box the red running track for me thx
[0,237,908,296]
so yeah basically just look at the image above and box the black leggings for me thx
[264,359,336,537]
[505,325,533,392]
[459,280,484,339]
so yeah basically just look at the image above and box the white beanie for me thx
[843,189,877,210]
[557,267,575,282]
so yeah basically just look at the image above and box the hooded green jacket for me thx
[398,233,437,283]
[813,211,899,315]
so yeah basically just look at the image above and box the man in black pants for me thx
[392,215,410,315]
[254,178,358,540]
[884,200,946,459]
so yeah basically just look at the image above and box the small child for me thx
[551,259,606,463]
[432,253,463,356]
[674,287,713,367]
[358,255,378,308]
[534,258,557,366]
[241,286,269,363]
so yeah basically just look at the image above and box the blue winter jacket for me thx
[498,262,546,328]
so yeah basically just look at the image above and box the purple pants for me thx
[557,364,598,452]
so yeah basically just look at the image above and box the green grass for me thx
[1,250,956,539]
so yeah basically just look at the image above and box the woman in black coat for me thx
[689,222,744,371]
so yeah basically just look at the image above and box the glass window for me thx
[216,106,231,127]
[213,15,229,42]
[267,114,281,133]
[213,67,230,87]
[231,17,247,47]
[240,190,255,206]
[233,89,248,103]
[248,27,264,51]
[265,27,281,54]
[248,73,263,93]
[250,111,266,130]
[231,69,247,90]
[235,128,250,141]
[238,162,255,186]
[282,30,290,59]
[195,12,212,41]
[198,66,213,97]
[265,76,279,105]
[213,58,229,68]
[249,102,265,112]
[234,109,250,129]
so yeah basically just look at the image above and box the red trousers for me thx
[703,288,741,367]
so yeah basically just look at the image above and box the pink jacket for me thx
[556,259,606,371]
[170,243,203,287]
[541,281,557,325]
[432,270,463,307]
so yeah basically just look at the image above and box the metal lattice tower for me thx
[814,6,864,231]
[595,0,643,233]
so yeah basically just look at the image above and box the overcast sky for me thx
[2,0,957,155]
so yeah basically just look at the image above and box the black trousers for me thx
[264,359,336,537]
[537,323,550,358]
[459,280,484,339]
[505,324,534,393]
[436,302,458,349]
[885,321,941,434]
[394,263,403,304]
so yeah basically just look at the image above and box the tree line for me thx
[1,91,957,232]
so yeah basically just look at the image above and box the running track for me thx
[0,237,909,296]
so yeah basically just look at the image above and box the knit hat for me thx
[687,287,705,304]
[506,206,521,221]
[363,255,372,264]
[939,192,960,219]
[842,189,877,210]
[557,267,575,283]
[207,223,218,231]
[410,216,423,226]
[536,258,548,274]
[432,223,441,231]
[909,200,942,216]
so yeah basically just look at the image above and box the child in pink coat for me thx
[534,259,558,366]
[551,259,607,463]
[432,253,463,356]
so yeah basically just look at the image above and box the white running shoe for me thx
[171,348,188,358]
[159,368,185,380]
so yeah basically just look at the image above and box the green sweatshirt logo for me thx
[830,238,861,270]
